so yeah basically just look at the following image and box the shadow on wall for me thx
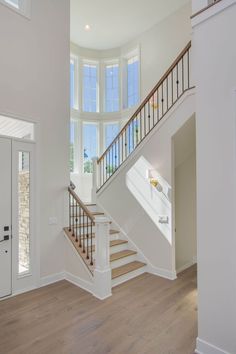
[126,156,172,244]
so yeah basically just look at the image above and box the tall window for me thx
[127,56,139,108]
[105,63,119,112]
[83,62,98,112]
[104,122,119,148]
[83,123,98,173]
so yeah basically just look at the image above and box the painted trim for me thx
[65,271,94,296]
[148,265,177,280]
[0,284,37,301]
[191,0,236,28]
[176,258,197,274]
[196,338,232,354]
[40,272,65,287]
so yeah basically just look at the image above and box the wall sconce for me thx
[147,170,163,192]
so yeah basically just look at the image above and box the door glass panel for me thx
[18,151,30,275]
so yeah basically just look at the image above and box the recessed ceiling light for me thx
[85,24,91,31]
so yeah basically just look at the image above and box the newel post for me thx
[93,216,112,300]
[91,157,99,203]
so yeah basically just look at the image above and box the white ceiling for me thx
[70,0,190,50]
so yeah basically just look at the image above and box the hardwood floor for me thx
[0,266,197,354]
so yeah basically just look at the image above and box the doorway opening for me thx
[173,115,197,274]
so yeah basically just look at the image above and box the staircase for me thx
[64,200,147,288]
[64,42,193,299]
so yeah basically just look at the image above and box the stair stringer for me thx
[97,202,176,283]
[97,89,196,280]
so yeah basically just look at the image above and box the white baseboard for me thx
[65,271,94,296]
[40,272,65,287]
[196,338,232,354]
[176,258,197,274]
[0,285,37,301]
[148,264,177,280]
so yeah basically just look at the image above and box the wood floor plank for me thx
[0,266,197,354]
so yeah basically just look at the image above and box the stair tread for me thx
[110,250,137,262]
[112,261,146,279]
[110,229,119,235]
[110,239,128,247]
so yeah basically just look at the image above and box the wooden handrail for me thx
[191,0,222,19]
[98,41,191,163]
[68,186,95,223]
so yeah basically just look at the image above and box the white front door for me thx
[0,137,37,298]
[0,137,12,298]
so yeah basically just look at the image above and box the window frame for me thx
[122,47,140,110]
[70,54,79,111]
[103,59,120,113]
[82,59,99,113]
[0,0,31,18]
[103,121,120,151]
[82,121,99,174]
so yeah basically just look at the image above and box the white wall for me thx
[122,2,192,100]
[193,2,236,353]
[97,91,195,275]
[175,153,197,273]
[0,0,70,280]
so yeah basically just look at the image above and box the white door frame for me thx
[11,139,38,294]
[0,137,12,298]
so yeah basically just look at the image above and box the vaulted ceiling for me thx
[70,0,190,50]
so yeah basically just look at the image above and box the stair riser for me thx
[110,243,129,254]
[110,254,137,269]
[79,235,118,248]
[85,205,98,212]
[112,266,147,287]
[71,227,117,238]
[71,205,98,213]
[71,214,103,219]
